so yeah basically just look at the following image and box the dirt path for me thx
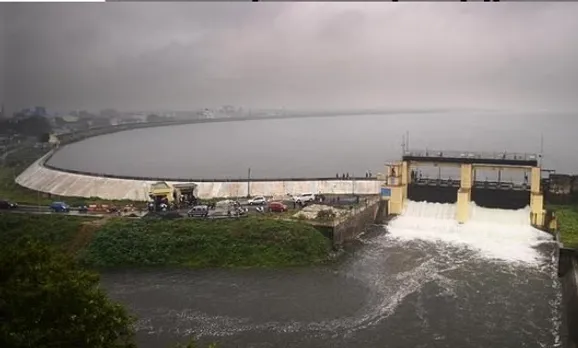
[66,217,111,255]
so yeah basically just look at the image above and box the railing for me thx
[41,156,382,183]
[404,149,539,162]
[410,178,530,190]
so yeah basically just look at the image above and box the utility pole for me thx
[247,167,251,198]
[352,173,355,195]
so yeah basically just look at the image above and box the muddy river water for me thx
[101,202,564,348]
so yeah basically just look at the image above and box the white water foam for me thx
[387,201,554,264]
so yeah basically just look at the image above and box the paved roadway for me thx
[1,194,370,218]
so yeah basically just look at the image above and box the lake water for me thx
[48,111,578,180]
[101,202,563,348]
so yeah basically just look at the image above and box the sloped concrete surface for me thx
[16,153,382,201]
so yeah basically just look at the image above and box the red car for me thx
[268,201,288,213]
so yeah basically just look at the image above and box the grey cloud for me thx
[2,3,578,113]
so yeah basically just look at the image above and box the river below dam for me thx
[101,202,563,348]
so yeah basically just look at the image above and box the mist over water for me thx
[102,201,562,348]
[49,111,578,180]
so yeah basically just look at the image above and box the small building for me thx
[148,182,198,205]
[149,181,174,203]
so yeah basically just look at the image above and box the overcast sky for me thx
[1,3,578,113]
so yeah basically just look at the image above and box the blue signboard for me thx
[381,187,391,198]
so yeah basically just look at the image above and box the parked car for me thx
[76,202,89,213]
[268,201,288,213]
[0,199,18,209]
[293,193,316,204]
[49,201,70,213]
[247,196,267,205]
[188,205,209,218]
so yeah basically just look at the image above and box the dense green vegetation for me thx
[550,205,578,249]
[1,213,332,268]
[0,213,92,248]
[0,239,136,348]
[80,216,331,268]
[0,115,52,137]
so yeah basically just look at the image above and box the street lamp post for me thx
[352,173,355,195]
[247,167,251,198]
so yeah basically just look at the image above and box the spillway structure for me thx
[380,149,546,228]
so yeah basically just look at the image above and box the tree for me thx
[0,239,136,348]
[9,115,52,137]
[38,132,50,143]
[147,114,163,123]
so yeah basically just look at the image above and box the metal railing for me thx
[404,149,539,162]
[40,154,382,183]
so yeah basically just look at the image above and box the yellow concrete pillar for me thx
[456,188,471,224]
[383,162,406,216]
[460,164,473,189]
[388,186,404,215]
[455,164,473,224]
[530,167,541,193]
[530,192,545,227]
[401,161,409,185]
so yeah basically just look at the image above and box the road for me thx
[1,194,370,218]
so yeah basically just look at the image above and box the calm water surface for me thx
[49,111,578,180]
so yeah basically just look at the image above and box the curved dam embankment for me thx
[16,152,382,201]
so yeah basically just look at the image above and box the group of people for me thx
[334,170,373,179]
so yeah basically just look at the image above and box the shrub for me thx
[316,209,336,221]
[80,217,331,268]
[0,239,136,348]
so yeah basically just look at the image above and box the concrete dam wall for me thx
[16,153,382,201]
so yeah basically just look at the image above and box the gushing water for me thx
[388,201,554,264]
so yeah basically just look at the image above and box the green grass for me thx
[1,213,333,269]
[549,205,578,249]
[0,213,92,248]
[79,216,331,269]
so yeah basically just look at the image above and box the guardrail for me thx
[411,178,530,190]
[41,149,381,183]
[41,161,383,183]
[404,149,539,162]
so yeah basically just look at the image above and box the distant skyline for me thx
[2,3,578,114]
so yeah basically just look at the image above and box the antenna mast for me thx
[539,133,544,167]
[406,131,410,153]
[401,134,406,156]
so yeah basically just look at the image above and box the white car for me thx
[293,193,316,203]
[247,196,267,205]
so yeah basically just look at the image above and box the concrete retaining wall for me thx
[559,248,578,348]
[308,197,383,248]
[332,199,381,247]
[16,153,382,201]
